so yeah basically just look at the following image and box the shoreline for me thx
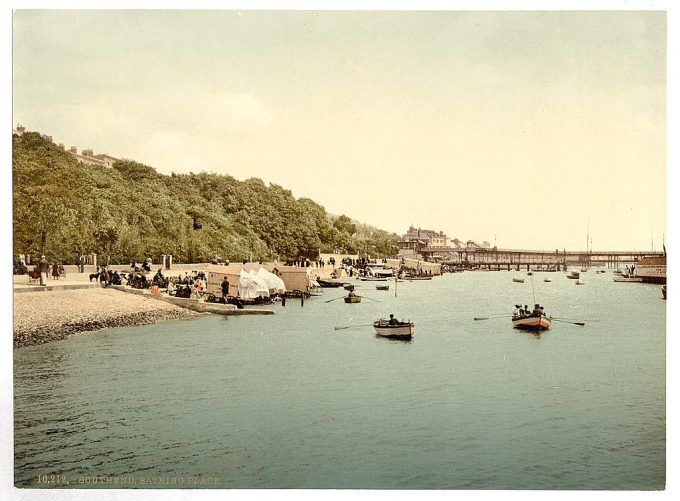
[13,288,199,349]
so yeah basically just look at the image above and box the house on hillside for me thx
[67,146,119,168]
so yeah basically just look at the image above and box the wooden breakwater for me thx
[110,286,275,315]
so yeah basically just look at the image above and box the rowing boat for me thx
[373,319,414,339]
[512,311,551,331]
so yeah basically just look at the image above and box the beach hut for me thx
[205,263,242,298]
[271,265,314,293]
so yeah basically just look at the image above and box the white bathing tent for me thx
[307,268,320,288]
[238,270,270,299]
[253,267,285,294]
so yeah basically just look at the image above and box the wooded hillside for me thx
[12,132,398,264]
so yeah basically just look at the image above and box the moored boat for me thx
[613,277,643,283]
[376,285,389,291]
[512,278,525,283]
[373,318,415,339]
[543,278,552,282]
[317,278,347,288]
[405,276,432,281]
[576,280,585,285]
[567,271,580,279]
[662,285,667,300]
[359,277,388,282]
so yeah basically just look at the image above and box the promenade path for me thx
[14,262,340,293]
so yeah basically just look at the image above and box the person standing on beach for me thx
[39,255,48,286]
[221,276,230,302]
[51,263,59,280]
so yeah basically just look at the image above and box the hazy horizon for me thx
[13,10,666,251]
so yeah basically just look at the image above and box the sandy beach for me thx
[13,288,199,348]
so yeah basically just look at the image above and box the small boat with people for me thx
[512,304,551,331]
[373,315,415,339]
[344,292,362,303]
[367,266,395,278]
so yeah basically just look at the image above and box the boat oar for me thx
[324,297,344,303]
[473,314,511,321]
[361,296,381,303]
[551,318,586,327]
[334,324,373,330]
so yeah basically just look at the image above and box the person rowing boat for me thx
[374,314,414,339]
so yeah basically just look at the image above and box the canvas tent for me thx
[253,267,285,294]
[238,270,270,299]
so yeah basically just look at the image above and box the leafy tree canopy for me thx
[13,132,398,264]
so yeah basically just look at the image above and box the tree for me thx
[333,215,356,236]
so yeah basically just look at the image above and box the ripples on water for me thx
[14,271,665,489]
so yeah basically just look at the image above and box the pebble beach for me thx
[13,288,198,348]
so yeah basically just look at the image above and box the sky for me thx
[12,9,667,251]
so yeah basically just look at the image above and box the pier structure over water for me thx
[428,248,664,271]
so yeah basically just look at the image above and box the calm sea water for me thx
[14,270,665,489]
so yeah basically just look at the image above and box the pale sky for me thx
[12,9,667,251]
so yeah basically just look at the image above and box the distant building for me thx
[12,125,119,168]
[401,226,450,249]
[398,225,456,260]
[67,147,119,168]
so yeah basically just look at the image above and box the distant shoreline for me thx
[13,288,199,349]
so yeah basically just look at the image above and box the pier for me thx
[429,248,664,271]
